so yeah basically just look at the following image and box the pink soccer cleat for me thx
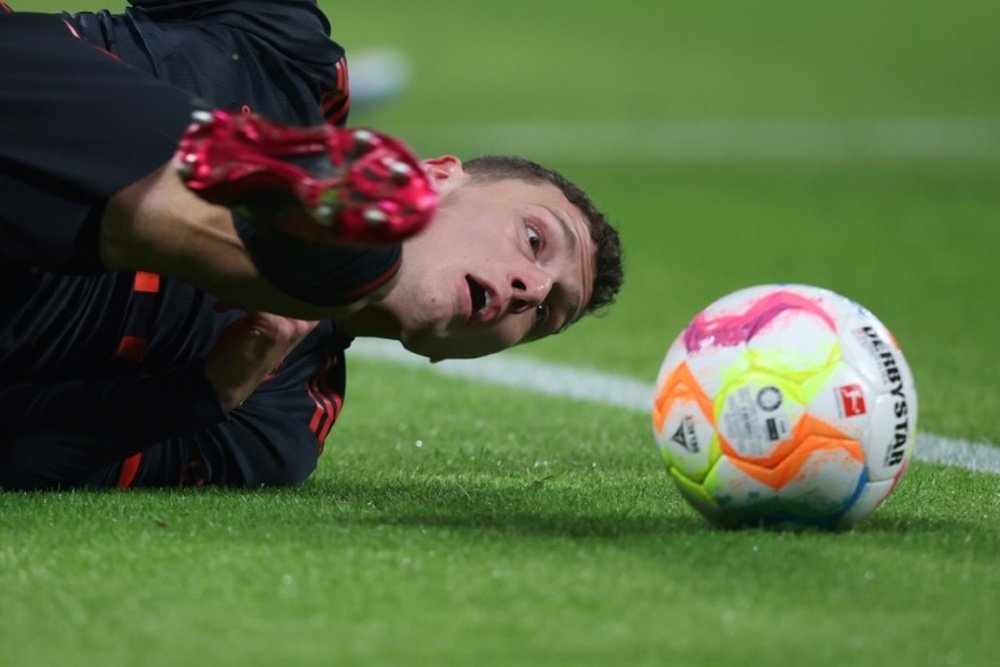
[174,109,438,245]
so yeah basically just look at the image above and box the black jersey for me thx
[0,10,197,271]
[0,2,390,489]
[68,0,350,127]
[67,1,402,306]
[0,4,397,298]
[0,269,349,489]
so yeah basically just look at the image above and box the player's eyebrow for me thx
[542,204,577,254]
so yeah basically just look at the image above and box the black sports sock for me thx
[232,213,401,306]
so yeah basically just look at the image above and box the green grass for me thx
[3,367,999,666]
[5,1,1000,665]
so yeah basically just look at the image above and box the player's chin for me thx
[406,331,514,361]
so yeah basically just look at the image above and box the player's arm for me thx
[108,345,343,489]
[98,164,354,321]
[0,323,341,490]
[0,371,328,491]
[100,154,404,322]
[203,309,320,412]
[0,309,313,443]
[0,362,227,474]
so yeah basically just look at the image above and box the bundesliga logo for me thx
[838,384,867,417]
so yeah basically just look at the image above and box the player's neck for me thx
[338,302,401,342]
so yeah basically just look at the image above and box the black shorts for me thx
[0,12,198,270]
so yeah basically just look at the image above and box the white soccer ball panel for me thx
[804,362,875,442]
[746,307,840,376]
[716,381,803,461]
[656,397,716,480]
[684,344,747,400]
[777,443,867,514]
[866,391,916,482]
[838,311,912,393]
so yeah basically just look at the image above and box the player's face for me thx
[380,157,596,360]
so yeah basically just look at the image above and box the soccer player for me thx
[0,3,623,489]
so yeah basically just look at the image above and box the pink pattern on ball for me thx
[684,290,836,353]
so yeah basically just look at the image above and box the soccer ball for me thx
[652,284,918,529]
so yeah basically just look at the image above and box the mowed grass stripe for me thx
[352,339,1000,475]
[395,118,1000,163]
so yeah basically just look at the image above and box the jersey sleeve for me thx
[0,334,345,491]
[70,0,347,127]
[233,216,402,307]
[0,361,226,489]
[0,12,197,271]
[105,336,345,489]
[0,362,225,451]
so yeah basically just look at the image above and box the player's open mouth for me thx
[465,275,497,324]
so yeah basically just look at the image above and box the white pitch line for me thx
[398,118,1000,162]
[351,339,1000,476]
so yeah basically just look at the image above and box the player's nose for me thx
[507,266,552,314]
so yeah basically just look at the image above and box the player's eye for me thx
[526,225,543,254]
[534,302,550,325]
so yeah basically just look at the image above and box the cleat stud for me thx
[353,129,376,149]
[191,110,214,125]
[314,204,334,225]
[363,208,387,226]
[389,161,412,182]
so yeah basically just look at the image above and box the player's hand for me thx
[203,308,319,412]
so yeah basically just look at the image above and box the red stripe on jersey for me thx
[61,17,121,61]
[133,271,161,293]
[0,3,12,14]
[95,46,120,60]
[115,335,148,362]
[306,353,339,447]
[306,381,330,437]
[117,453,143,489]
[325,105,349,127]
[321,56,351,126]
[307,374,335,437]
[306,360,327,432]
[315,369,342,444]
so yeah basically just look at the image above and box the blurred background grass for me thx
[337,0,1000,123]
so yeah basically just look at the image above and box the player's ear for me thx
[422,155,463,186]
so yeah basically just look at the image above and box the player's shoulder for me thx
[130,1,334,43]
